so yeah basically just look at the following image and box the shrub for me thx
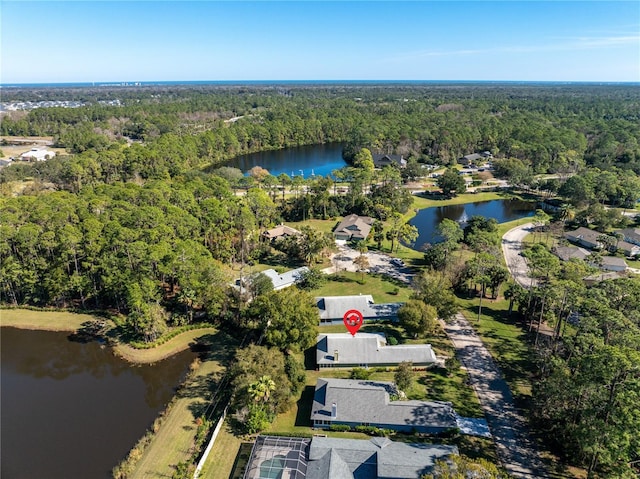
[329,424,352,432]
[350,367,372,380]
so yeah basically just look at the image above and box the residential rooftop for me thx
[317,333,437,368]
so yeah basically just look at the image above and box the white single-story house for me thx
[617,228,640,247]
[311,378,457,434]
[315,295,403,324]
[598,256,628,272]
[564,227,603,250]
[333,214,374,242]
[316,333,437,368]
[234,266,309,292]
[616,240,640,258]
[553,246,592,262]
[20,148,55,162]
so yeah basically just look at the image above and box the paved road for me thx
[444,314,549,478]
[502,223,537,289]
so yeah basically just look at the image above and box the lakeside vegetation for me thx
[2,83,639,478]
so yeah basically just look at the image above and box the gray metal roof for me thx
[311,378,456,430]
[309,437,458,479]
[263,267,309,290]
[316,333,437,366]
[315,296,403,321]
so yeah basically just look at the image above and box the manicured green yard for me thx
[457,297,534,401]
[200,421,246,479]
[0,308,100,331]
[312,271,413,303]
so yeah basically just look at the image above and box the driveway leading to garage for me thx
[444,314,549,478]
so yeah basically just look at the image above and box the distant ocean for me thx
[2,80,639,88]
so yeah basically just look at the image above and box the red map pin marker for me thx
[343,309,364,336]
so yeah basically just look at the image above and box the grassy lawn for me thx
[457,297,535,401]
[312,271,413,303]
[113,327,220,363]
[199,421,246,479]
[128,332,237,479]
[496,217,534,237]
[0,308,100,331]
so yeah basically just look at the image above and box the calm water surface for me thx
[409,199,536,250]
[227,143,347,177]
[1,327,195,479]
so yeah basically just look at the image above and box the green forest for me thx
[2,83,640,478]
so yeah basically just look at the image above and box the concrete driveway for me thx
[444,314,549,478]
[325,244,414,284]
[502,223,537,289]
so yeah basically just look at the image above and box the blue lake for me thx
[227,142,347,178]
[409,199,536,251]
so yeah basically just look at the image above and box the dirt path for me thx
[444,314,548,478]
[502,223,537,289]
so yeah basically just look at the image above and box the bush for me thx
[350,367,372,380]
[445,356,461,375]
[329,424,352,432]
[387,336,399,345]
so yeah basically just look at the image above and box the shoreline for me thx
[0,308,219,364]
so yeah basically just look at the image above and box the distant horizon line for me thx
[2,79,639,88]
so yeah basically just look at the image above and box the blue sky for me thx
[2,1,639,83]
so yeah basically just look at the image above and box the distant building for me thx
[316,333,437,368]
[583,271,627,286]
[0,158,12,167]
[617,228,640,247]
[616,240,640,258]
[20,148,55,162]
[311,378,457,434]
[333,214,374,242]
[372,154,406,169]
[457,151,492,166]
[262,224,301,241]
[315,295,402,323]
[234,266,309,292]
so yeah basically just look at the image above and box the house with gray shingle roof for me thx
[565,227,604,250]
[617,227,640,247]
[372,154,406,169]
[616,240,640,258]
[553,246,592,262]
[317,333,437,368]
[315,295,402,324]
[308,436,458,479]
[333,214,374,242]
[598,256,628,272]
[242,435,458,479]
[311,378,457,434]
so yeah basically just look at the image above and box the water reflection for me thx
[226,142,347,177]
[1,327,195,479]
[409,199,535,251]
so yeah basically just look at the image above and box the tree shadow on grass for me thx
[294,386,315,427]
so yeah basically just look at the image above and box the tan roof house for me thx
[333,214,374,241]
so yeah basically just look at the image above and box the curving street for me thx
[502,222,537,289]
